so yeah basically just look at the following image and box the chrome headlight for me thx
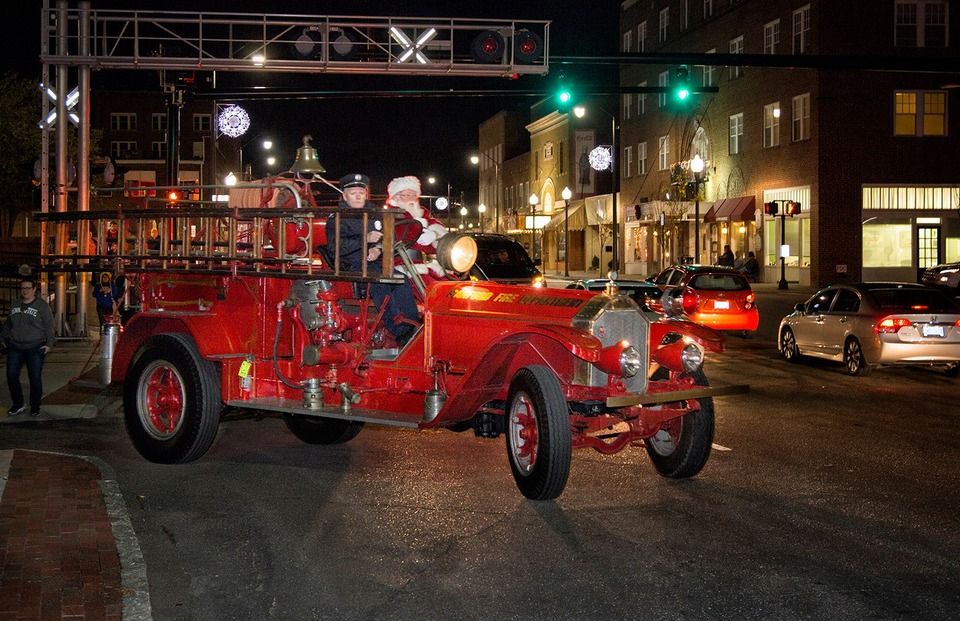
[620,345,642,377]
[681,342,704,372]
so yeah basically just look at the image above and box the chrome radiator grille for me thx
[572,295,649,394]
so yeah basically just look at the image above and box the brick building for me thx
[618,0,958,286]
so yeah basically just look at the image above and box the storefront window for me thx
[862,223,912,267]
[764,217,809,267]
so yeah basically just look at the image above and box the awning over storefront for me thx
[542,203,587,231]
[703,196,756,222]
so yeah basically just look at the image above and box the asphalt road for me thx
[3,287,959,620]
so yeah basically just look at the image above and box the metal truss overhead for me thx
[40,7,551,77]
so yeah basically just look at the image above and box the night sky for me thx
[6,1,617,199]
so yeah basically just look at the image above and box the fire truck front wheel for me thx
[283,415,364,444]
[124,333,222,464]
[505,366,572,501]
[643,369,715,479]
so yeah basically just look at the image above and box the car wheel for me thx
[643,369,714,478]
[844,337,873,376]
[505,365,572,501]
[283,415,364,444]
[124,333,222,463]
[780,327,800,362]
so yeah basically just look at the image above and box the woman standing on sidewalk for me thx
[1,277,56,417]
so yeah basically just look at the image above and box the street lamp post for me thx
[470,152,501,234]
[690,154,704,264]
[239,138,273,180]
[561,186,572,277]
[478,203,487,233]
[574,105,620,272]
[459,205,468,230]
[529,193,539,262]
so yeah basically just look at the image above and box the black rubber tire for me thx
[844,337,873,376]
[780,327,800,362]
[124,333,222,463]
[505,366,572,501]
[283,415,364,444]
[643,369,715,479]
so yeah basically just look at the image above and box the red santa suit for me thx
[386,176,448,279]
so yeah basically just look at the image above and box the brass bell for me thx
[288,134,326,174]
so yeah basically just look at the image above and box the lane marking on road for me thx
[711,443,732,451]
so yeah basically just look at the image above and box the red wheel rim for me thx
[138,360,186,439]
[508,392,539,474]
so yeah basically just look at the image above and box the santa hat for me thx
[387,175,421,198]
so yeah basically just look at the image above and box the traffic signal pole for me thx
[778,212,788,290]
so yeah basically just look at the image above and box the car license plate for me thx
[922,324,944,337]
[714,300,730,310]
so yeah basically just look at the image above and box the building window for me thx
[192,141,205,159]
[792,93,811,141]
[543,142,554,160]
[704,0,714,19]
[110,141,137,160]
[638,141,647,176]
[623,30,632,53]
[659,7,670,42]
[692,126,710,163]
[895,91,947,136]
[896,1,948,47]
[729,113,743,155]
[658,136,669,171]
[793,4,811,54]
[729,36,744,79]
[559,141,565,174]
[638,21,647,52]
[151,113,167,132]
[151,141,165,159]
[623,94,632,120]
[764,19,780,54]
[637,81,647,116]
[680,0,690,30]
[624,146,633,178]
[192,113,211,132]
[703,49,716,87]
[763,102,781,148]
[658,71,668,107]
[110,113,137,131]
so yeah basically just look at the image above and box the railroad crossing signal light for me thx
[785,200,801,215]
[764,201,779,215]
[673,65,691,103]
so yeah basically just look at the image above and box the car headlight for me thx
[620,345,642,377]
[531,274,545,288]
[681,342,704,372]
[435,233,478,273]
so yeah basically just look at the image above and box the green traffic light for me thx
[559,91,572,103]
[676,88,690,100]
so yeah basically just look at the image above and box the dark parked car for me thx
[565,278,662,310]
[921,262,960,295]
[468,233,544,287]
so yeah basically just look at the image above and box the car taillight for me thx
[681,287,699,315]
[744,292,755,310]
[874,317,912,334]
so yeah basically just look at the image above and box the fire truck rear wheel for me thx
[283,415,364,444]
[505,365,572,501]
[643,369,714,479]
[124,333,222,464]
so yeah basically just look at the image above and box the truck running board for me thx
[225,398,420,429]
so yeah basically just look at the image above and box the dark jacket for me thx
[2,298,56,350]
[325,199,383,272]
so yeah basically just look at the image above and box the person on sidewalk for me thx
[2,277,56,416]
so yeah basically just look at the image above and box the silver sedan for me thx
[778,282,960,376]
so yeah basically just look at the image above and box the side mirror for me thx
[794,303,805,313]
[534,258,542,267]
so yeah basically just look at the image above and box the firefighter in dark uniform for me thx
[326,174,418,346]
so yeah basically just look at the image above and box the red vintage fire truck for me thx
[39,176,743,500]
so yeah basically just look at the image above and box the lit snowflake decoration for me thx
[589,146,613,172]
[218,105,250,138]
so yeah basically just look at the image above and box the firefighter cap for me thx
[339,173,370,190]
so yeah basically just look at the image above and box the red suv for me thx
[651,265,759,333]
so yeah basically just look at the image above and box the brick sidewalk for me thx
[0,451,122,620]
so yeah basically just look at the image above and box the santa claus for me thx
[386,176,449,278]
